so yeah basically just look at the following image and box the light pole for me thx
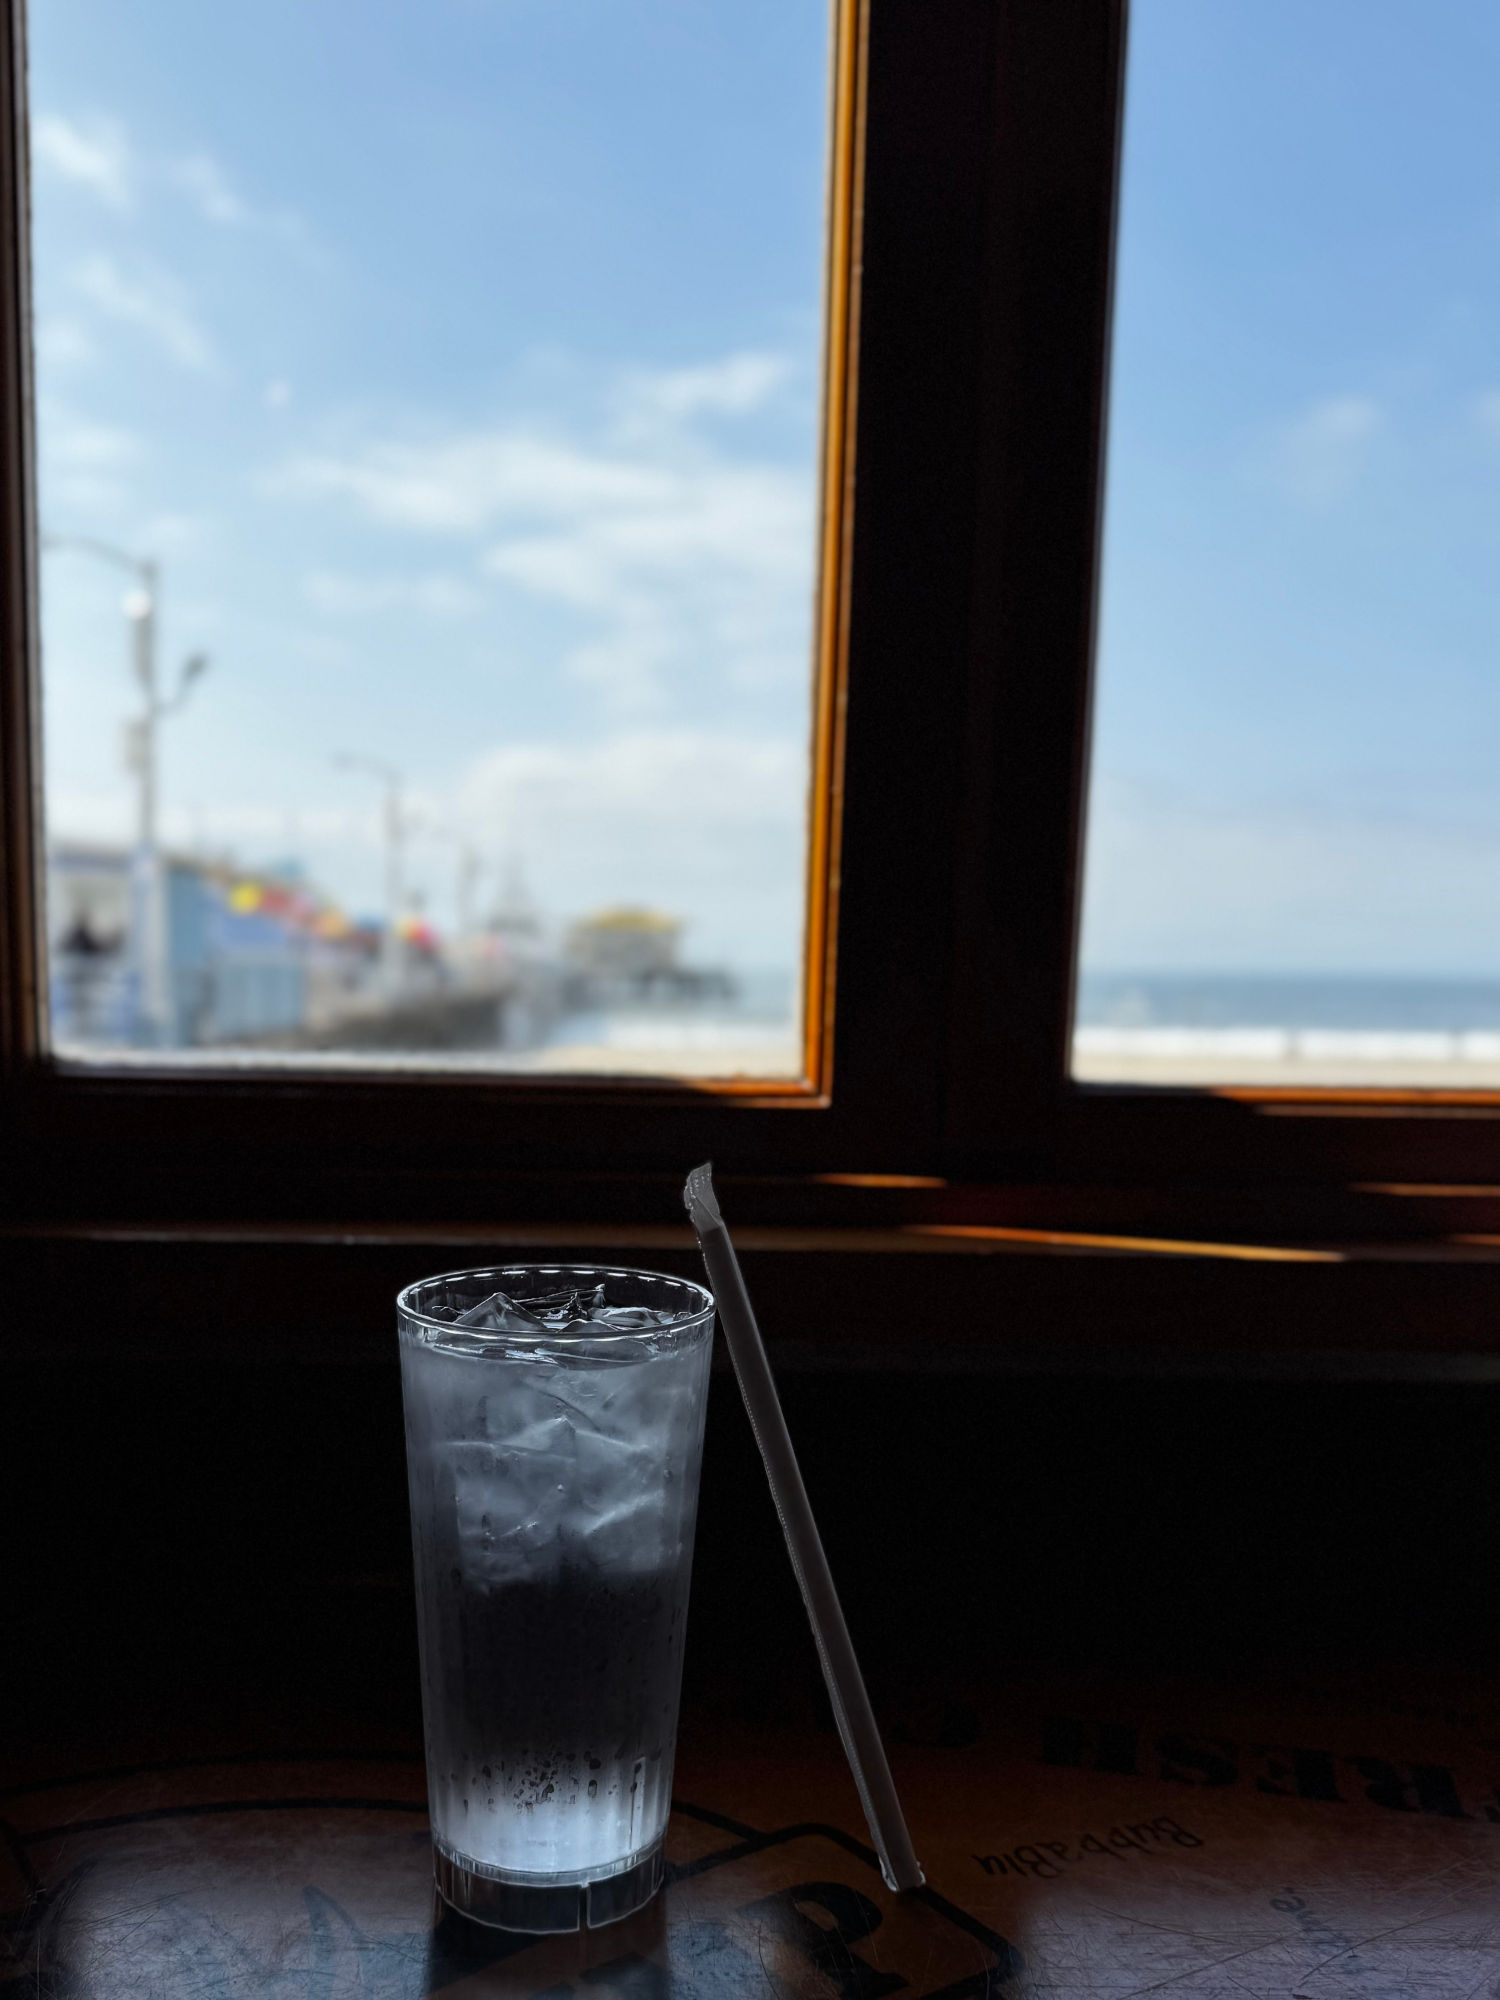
[422,822,482,944]
[452,839,478,940]
[42,534,210,1047]
[334,754,406,1002]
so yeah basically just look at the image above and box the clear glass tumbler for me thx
[397,1264,714,1932]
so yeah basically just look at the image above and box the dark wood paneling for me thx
[0,0,42,1074]
[946,0,1128,1164]
[7,1223,1500,1367]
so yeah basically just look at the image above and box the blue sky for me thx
[1080,0,1500,976]
[37,1,1500,990]
[31,0,829,967]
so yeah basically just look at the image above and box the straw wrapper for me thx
[683,1162,924,1892]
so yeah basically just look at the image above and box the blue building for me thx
[166,864,308,1045]
[49,844,319,1050]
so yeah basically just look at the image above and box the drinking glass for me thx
[398,1263,715,1931]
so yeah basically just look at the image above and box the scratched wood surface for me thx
[7,1672,1500,1997]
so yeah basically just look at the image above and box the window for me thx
[1078,0,1500,1093]
[4,0,1500,1361]
[29,0,836,1082]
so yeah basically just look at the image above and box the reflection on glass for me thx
[33,0,829,1076]
[1077,0,1500,1086]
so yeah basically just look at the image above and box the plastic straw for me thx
[682,1162,924,1892]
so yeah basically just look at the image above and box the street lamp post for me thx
[456,841,480,942]
[42,534,210,1048]
[334,755,407,1003]
[124,563,164,1042]
[422,822,482,944]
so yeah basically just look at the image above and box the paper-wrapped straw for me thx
[683,1162,924,1893]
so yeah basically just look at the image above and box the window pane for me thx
[33,0,831,1076]
[1077,0,1500,1087]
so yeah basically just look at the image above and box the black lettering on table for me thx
[1156,1733,1238,1788]
[742,1882,906,2000]
[1040,1717,1140,1775]
[1250,1743,1344,1804]
[1008,1844,1063,1879]
[1346,1757,1471,1819]
[1038,1716,1498,1827]
[972,1816,1204,1881]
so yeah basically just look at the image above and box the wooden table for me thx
[8,1669,1500,1995]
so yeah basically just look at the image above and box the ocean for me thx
[1073,973,1500,1080]
[1075,972,1500,1035]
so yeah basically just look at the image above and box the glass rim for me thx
[396,1261,715,1344]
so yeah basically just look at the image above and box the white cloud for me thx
[483,457,809,706]
[162,801,366,844]
[43,792,370,852]
[281,432,668,533]
[457,728,803,827]
[616,351,792,427]
[35,111,312,258]
[39,406,142,514]
[303,569,483,617]
[170,152,255,226]
[35,318,98,370]
[1080,773,1500,977]
[45,413,138,465]
[137,512,208,557]
[448,728,807,956]
[71,255,216,374]
[1261,394,1382,508]
[264,378,293,411]
[168,152,310,251]
[33,113,133,209]
[288,630,354,669]
[273,354,815,708]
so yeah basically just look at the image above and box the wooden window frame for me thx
[4,0,1500,1350]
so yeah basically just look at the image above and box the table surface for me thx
[7,1667,1500,1997]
